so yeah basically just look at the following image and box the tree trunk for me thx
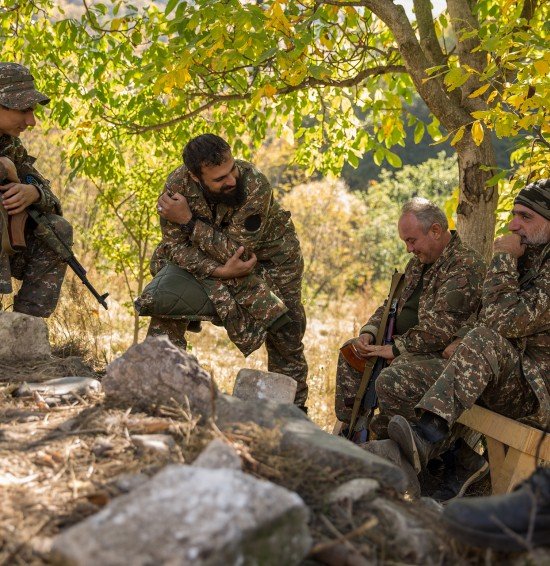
[455,136,498,261]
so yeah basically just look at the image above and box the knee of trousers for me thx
[375,366,400,403]
[462,326,503,349]
[46,215,74,246]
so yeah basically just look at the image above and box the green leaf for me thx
[414,122,425,144]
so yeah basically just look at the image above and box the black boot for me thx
[430,438,489,502]
[442,467,550,551]
[388,413,449,474]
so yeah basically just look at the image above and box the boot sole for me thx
[388,415,421,474]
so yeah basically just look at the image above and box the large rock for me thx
[51,465,311,566]
[103,336,216,419]
[281,420,407,493]
[0,312,50,360]
[233,369,297,404]
[215,393,309,430]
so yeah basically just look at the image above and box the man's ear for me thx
[430,223,443,239]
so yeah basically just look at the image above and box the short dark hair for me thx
[182,134,231,177]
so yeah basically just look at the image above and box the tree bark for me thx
[455,135,497,258]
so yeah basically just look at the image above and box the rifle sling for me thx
[347,271,405,439]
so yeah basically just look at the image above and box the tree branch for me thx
[107,64,406,134]
[413,0,446,67]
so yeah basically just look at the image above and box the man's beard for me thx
[201,176,246,206]
[522,223,550,246]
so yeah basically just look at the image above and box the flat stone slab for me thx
[0,312,51,360]
[14,376,101,398]
[51,465,311,566]
[233,368,297,404]
[281,420,407,493]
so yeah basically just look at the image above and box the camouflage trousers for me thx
[0,214,72,317]
[147,255,308,406]
[334,349,446,436]
[416,327,538,426]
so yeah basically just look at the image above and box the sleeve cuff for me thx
[360,324,378,339]
[393,336,408,355]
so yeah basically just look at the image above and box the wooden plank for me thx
[485,437,507,494]
[495,447,537,494]
[457,405,550,460]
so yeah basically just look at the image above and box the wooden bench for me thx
[457,405,550,495]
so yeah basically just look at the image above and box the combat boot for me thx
[430,438,489,502]
[388,413,448,474]
[442,467,550,551]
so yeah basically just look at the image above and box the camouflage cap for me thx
[0,62,50,110]
[515,178,550,221]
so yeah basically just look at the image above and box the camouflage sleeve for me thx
[393,259,484,354]
[160,218,220,278]
[191,168,274,265]
[481,252,550,338]
[359,303,385,339]
[12,138,62,215]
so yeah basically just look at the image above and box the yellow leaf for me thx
[266,2,292,35]
[468,83,490,99]
[263,84,277,98]
[534,60,549,75]
[450,126,465,146]
[111,18,122,31]
[471,121,484,146]
[487,90,499,104]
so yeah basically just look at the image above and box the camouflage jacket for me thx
[361,233,486,355]
[1,135,62,294]
[478,243,550,427]
[150,160,303,354]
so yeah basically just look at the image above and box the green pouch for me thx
[135,263,218,320]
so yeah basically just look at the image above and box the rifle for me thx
[0,176,109,310]
[346,271,404,443]
[27,208,109,310]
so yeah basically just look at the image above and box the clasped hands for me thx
[493,233,525,258]
[0,156,40,215]
[351,334,395,361]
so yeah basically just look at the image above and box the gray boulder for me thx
[103,336,216,420]
[281,420,407,493]
[193,438,242,470]
[0,312,50,360]
[233,368,297,404]
[51,465,311,566]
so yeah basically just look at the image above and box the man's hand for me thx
[442,338,462,359]
[493,233,526,258]
[0,157,19,183]
[212,246,257,279]
[363,344,395,361]
[157,191,193,224]
[351,333,373,357]
[1,182,40,215]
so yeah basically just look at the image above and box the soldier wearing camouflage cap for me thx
[388,179,550,486]
[140,134,309,409]
[0,62,72,317]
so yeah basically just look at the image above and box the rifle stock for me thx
[346,271,404,442]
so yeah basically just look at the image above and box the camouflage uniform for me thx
[147,159,308,405]
[0,134,72,317]
[415,243,549,430]
[335,233,485,427]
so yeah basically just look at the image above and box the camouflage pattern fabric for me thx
[335,233,485,424]
[416,243,549,429]
[148,159,308,405]
[1,135,70,316]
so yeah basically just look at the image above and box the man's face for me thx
[0,106,36,137]
[398,212,445,264]
[188,151,244,202]
[508,204,550,245]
